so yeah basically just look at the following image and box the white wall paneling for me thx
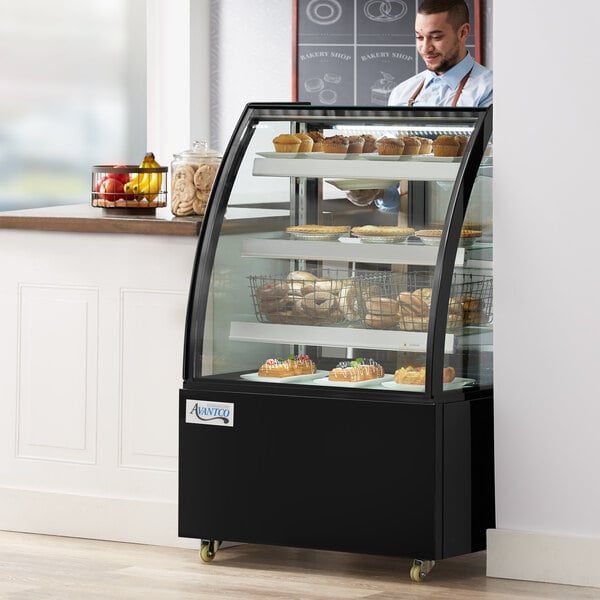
[0,230,197,547]
[17,284,99,464]
[119,288,187,471]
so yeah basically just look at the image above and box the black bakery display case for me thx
[179,103,494,581]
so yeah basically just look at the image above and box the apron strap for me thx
[408,67,473,107]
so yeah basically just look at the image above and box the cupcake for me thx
[376,136,405,156]
[323,135,349,154]
[361,134,377,153]
[295,133,314,153]
[455,135,469,156]
[273,134,301,153]
[347,135,365,154]
[417,137,433,154]
[307,131,324,152]
[432,135,460,157]
[401,136,422,155]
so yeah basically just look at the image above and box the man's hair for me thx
[418,0,470,30]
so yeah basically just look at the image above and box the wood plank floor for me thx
[1,531,598,599]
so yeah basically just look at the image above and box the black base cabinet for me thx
[179,382,494,561]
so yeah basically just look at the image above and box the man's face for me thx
[415,11,469,75]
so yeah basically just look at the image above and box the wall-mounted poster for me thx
[294,0,480,106]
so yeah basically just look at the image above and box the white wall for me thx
[146,0,212,166]
[488,0,600,588]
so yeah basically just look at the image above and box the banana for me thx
[135,152,162,200]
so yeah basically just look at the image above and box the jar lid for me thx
[174,140,221,161]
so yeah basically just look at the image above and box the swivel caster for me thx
[410,559,435,582]
[199,539,221,563]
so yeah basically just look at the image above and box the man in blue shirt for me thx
[387,0,492,108]
[348,0,493,211]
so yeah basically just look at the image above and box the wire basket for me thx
[91,165,168,209]
[248,268,389,326]
[358,271,493,331]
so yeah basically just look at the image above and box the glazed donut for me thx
[365,312,399,329]
[256,280,288,300]
[365,297,399,316]
[301,291,337,317]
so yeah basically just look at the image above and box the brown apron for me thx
[408,67,473,107]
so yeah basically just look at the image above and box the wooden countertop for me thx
[0,203,203,236]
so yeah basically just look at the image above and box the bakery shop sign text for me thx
[186,399,234,427]
[300,51,352,61]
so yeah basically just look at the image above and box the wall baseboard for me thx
[0,486,198,549]
[487,528,600,588]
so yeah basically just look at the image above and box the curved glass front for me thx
[186,105,492,397]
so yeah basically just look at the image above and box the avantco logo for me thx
[185,399,234,427]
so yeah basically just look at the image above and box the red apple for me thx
[112,165,130,185]
[99,176,124,201]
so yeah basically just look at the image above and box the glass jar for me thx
[170,140,222,216]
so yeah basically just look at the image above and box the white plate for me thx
[412,155,463,162]
[313,374,393,388]
[310,152,351,160]
[241,370,329,383]
[364,154,414,161]
[288,231,348,241]
[256,152,313,159]
[381,377,476,392]
[418,236,479,247]
[326,178,398,191]
[353,234,409,244]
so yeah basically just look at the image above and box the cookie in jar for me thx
[170,140,222,216]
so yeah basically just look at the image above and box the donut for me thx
[301,291,337,317]
[256,280,288,300]
[365,297,399,316]
[365,313,399,329]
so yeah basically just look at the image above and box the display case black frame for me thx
[179,103,494,574]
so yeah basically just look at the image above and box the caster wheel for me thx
[410,564,423,582]
[199,539,220,563]
[410,559,435,582]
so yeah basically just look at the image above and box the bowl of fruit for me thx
[92,152,167,209]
